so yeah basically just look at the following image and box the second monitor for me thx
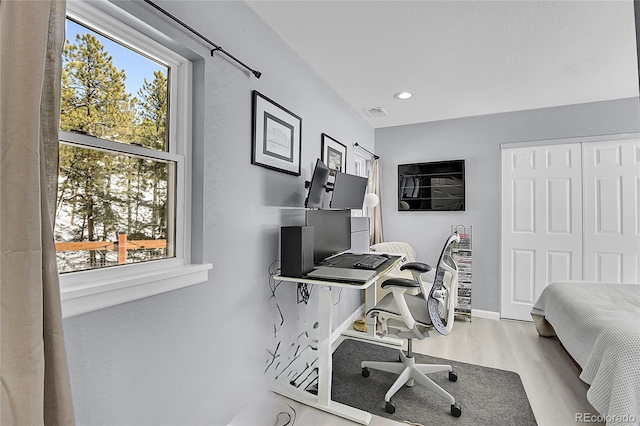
[306,209,351,263]
[330,172,368,209]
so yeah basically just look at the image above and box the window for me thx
[354,154,368,179]
[58,0,210,317]
[58,16,173,273]
[351,153,369,216]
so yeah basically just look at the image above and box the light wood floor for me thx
[232,318,602,426]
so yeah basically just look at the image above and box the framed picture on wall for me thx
[321,133,346,177]
[252,91,302,176]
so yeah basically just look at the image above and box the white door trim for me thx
[500,132,640,150]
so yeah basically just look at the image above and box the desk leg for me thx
[317,286,332,406]
[272,284,373,425]
[364,284,377,337]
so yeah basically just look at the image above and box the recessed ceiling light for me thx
[394,91,412,100]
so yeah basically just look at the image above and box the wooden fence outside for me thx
[55,233,166,264]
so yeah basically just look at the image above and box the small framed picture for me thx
[252,91,302,176]
[321,133,346,177]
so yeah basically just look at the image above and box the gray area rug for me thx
[332,339,537,426]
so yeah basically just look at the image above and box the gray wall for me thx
[62,1,374,424]
[375,97,640,314]
[58,1,640,422]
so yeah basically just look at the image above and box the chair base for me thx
[361,350,456,406]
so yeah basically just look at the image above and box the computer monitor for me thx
[306,209,351,263]
[304,159,330,208]
[330,172,368,209]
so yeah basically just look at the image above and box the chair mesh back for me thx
[430,234,458,290]
[422,233,459,335]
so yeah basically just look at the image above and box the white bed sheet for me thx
[531,281,640,426]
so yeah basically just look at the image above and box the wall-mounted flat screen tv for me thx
[398,160,465,211]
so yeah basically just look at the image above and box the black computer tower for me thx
[281,226,314,278]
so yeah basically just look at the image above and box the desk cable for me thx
[297,282,312,304]
[268,260,285,336]
[333,287,344,306]
[273,404,297,426]
[268,258,313,308]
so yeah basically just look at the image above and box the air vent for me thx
[364,107,388,118]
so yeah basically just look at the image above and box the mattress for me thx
[531,281,640,426]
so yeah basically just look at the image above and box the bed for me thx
[531,281,640,426]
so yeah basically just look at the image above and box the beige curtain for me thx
[0,0,75,424]
[369,158,384,244]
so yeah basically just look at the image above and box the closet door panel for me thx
[583,139,640,283]
[501,143,583,321]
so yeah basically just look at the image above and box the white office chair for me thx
[361,233,462,417]
[370,240,459,331]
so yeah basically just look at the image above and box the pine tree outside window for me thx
[57,16,174,272]
[58,0,211,317]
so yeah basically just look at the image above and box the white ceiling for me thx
[246,0,639,129]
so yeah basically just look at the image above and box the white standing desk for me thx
[273,255,404,425]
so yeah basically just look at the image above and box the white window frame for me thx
[59,0,211,318]
[350,152,369,216]
[353,154,368,179]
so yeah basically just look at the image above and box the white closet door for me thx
[501,144,583,321]
[583,139,640,283]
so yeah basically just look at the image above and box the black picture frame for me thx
[252,91,302,176]
[321,133,347,177]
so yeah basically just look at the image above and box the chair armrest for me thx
[400,262,431,273]
[378,278,420,329]
[380,278,421,289]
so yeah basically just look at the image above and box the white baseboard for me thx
[471,309,500,320]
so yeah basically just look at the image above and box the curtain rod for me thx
[142,0,262,79]
[353,142,379,159]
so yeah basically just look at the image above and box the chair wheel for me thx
[451,403,462,417]
[386,400,396,414]
[361,367,370,378]
[449,371,458,382]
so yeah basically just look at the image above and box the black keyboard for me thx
[352,254,388,270]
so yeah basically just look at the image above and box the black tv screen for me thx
[330,172,368,209]
[398,160,465,211]
[304,159,330,208]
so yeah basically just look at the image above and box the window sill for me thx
[60,263,212,318]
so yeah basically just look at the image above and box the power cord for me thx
[269,258,313,305]
[273,404,297,426]
[268,260,284,336]
[333,287,344,306]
